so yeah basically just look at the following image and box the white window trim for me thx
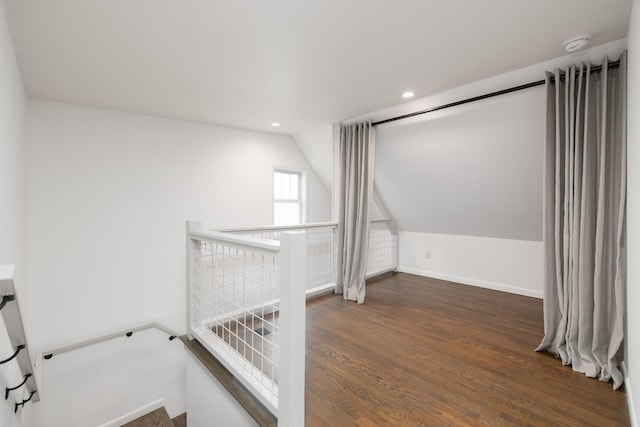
[273,168,307,225]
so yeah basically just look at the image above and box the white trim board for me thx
[398,266,543,299]
[623,361,637,427]
[306,283,335,300]
[98,399,165,427]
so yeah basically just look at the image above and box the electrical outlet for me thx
[425,251,432,259]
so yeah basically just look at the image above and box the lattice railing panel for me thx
[366,220,398,277]
[190,238,281,410]
[228,225,336,291]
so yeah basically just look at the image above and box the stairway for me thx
[121,407,186,427]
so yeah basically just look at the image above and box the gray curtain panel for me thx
[336,122,376,304]
[537,53,627,389]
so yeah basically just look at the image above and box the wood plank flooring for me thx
[304,273,629,426]
[121,409,185,427]
[121,407,173,427]
[171,413,187,427]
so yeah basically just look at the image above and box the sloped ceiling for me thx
[6,0,632,135]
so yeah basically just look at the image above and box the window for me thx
[273,169,304,225]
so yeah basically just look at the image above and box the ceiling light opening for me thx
[271,122,280,127]
[402,91,415,98]
[562,35,591,53]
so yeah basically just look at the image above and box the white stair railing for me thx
[185,219,397,425]
[224,220,398,283]
[186,222,306,424]
[222,222,337,297]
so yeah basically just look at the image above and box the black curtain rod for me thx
[372,60,621,127]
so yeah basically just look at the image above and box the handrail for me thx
[221,220,394,236]
[218,221,337,234]
[0,265,39,406]
[41,322,180,360]
[188,229,280,253]
[218,220,392,232]
[370,218,398,235]
[371,218,392,224]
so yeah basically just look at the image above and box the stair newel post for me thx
[186,221,202,339]
[278,231,306,426]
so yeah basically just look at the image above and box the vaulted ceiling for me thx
[6,0,632,134]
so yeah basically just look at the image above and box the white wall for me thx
[25,100,329,352]
[0,0,27,315]
[29,327,186,427]
[0,0,27,271]
[369,40,628,298]
[0,1,29,426]
[293,125,333,191]
[398,232,543,298]
[376,87,545,241]
[186,353,257,427]
[626,0,640,425]
[288,125,332,223]
[379,85,545,296]
[292,125,333,224]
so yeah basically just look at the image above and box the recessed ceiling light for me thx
[271,122,280,127]
[402,91,415,98]
[562,35,591,52]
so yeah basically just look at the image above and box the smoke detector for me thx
[562,35,591,52]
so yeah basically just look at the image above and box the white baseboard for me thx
[306,283,335,300]
[397,266,543,299]
[98,398,164,427]
[623,361,638,427]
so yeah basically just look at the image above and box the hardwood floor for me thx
[120,408,185,427]
[171,413,187,427]
[121,407,173,427]
[304,273,629,426]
